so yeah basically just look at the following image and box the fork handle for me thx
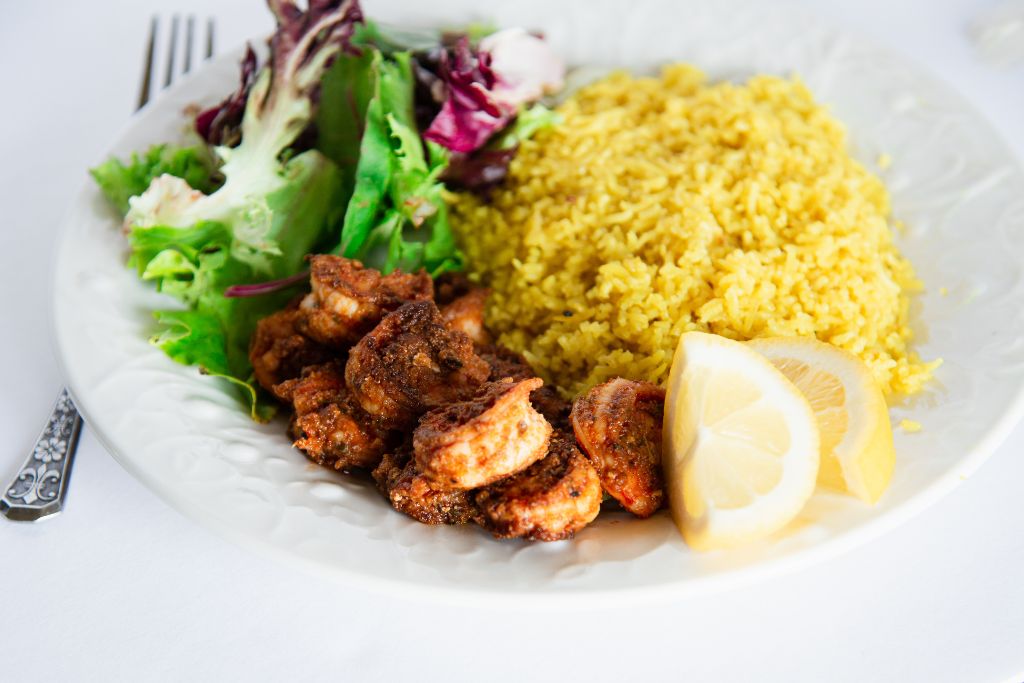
[2,388,83,521]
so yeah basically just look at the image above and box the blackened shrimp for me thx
[477,344,532,382]
[413,378,552,489]
[433,272,475,306]
[473,432,602,541]
[249,308,332,394]
[570,378,666,518]
[372,446,477,525]
[440,287,491,345]
[275,362,393,471]
[477,344,572,428]
[298,255,433,346]
[345,301,490,430]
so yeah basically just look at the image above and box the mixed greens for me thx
[90,0,564,419]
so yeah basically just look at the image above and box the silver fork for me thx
[1,15,216,522]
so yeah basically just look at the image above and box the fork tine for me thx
[206,18,216,60]
[164,15,180,88]
[137,15,158,111]
[184,15,195,74]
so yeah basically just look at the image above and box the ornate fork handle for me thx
[1,388,83,521]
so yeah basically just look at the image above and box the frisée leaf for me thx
[129,220,295,420]
[91,144,221,214]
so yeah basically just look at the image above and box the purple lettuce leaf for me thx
[223,269,310,298]
[421,37,511,154]
[267,0,364,85]
[196,46,258,146]
[195,0,364,148]
[440,147,517,192]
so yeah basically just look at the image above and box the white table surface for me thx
[2,1,1023,680]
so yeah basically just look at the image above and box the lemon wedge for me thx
[747,337,895,504]
[663,332,820,551]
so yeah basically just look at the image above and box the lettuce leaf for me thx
[439,104,561,192]
[327,49,463,275]
[338,81,393,258]
[491,103,562,149]
[152,310,274,422]
[122,149,343,420]
[90,144,220,214]
[129,220,294,420]
[315,46,377,189]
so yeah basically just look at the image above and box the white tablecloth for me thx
[2,1,1023,680]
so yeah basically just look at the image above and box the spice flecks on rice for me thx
[450,65,938,397]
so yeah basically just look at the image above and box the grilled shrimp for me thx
[476,344,532,382]
[413,378,552,489]
[473,432,602,541]
[275,362,393,471]
[570,378,666,518]
[477,344,572,427]
[372,446,477,525]
[298,255,433,346]
[439,287,491,345]
[345,301,490,430]
[433,272,475,306]
[249,307,333,393]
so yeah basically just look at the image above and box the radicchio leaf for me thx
[479,28,564,108]
[196,0,365,149]
[420,29,564,155]
[421,37,509,154]
[267,0,364,82]
[223,269,310,298]
[440,147,517,192]
[412,49,447,131]
[196,46,258,147]
[438,104,561,193]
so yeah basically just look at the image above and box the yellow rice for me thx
[450,65,938,398]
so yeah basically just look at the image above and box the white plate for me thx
[53,0,1024,604]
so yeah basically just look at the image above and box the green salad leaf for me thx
[129,220,293,421]
[324,49,463,275]
[152,310,274,422]
[337,72,393,259]
[491,104,563,150]
[315,47,377,190]
[90,144,220,214]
